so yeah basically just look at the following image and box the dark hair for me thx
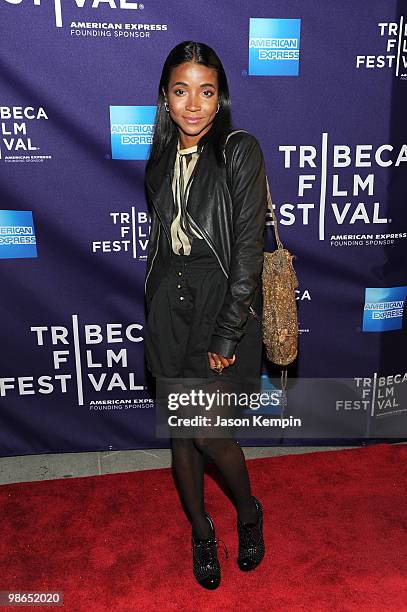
[146,40,234,174]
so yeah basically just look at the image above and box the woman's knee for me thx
[193,436,234,454]
[192,436,208,453]
[171,436,196,451]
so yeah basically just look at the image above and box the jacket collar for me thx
[146,136,211,231]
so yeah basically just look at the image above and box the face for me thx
[163,61,219,147]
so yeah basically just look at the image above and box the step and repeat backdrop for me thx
[1,0,406,456]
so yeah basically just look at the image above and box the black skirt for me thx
[144,235,263,383]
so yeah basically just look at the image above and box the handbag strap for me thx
[223,130,284,250]
[265,175,284,251]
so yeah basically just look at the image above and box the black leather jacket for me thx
[144,129,267,359]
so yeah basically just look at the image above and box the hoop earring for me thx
[164,101,169,112]
[216,103,220,114]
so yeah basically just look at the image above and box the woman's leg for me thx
[171,436,212,539]
[192,437,258,524]
[191,376,259,525]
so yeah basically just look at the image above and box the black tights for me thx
[171,436,258,539]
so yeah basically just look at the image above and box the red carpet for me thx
[1,443,407,611]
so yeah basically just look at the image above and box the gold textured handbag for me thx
[262,176,299,388]
[223,130,299,390]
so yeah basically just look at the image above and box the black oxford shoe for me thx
[191,514,228,589]
[237,496,265,571]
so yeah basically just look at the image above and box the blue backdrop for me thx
[1,0,406,455]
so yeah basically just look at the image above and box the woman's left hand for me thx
[207,351,236,373]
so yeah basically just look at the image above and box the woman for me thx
[144,41,267,590]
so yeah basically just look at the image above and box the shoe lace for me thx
[217,538,229,560]
[239,522,261,549]
[195,537,229,563]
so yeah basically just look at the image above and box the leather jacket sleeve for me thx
[208,133,267,358]
[144,205,158,310]
[144,182,161,314]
